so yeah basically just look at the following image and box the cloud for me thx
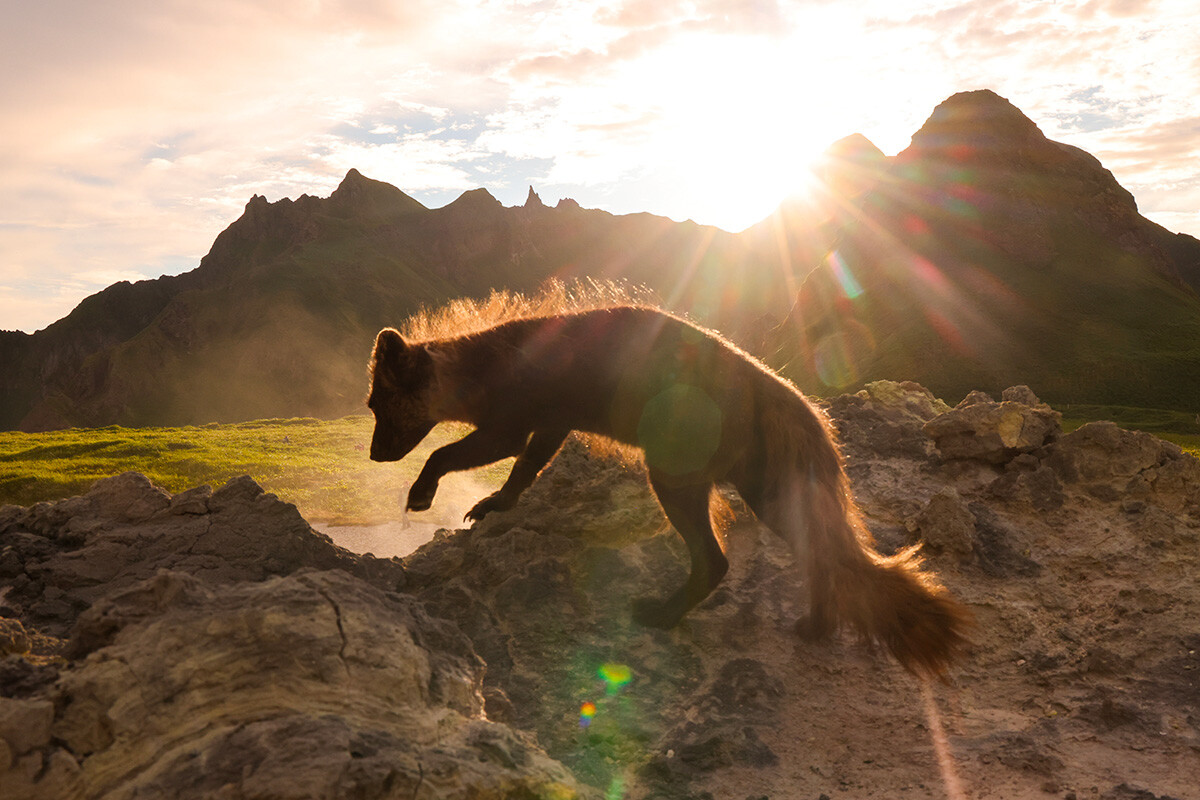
[4,0,1200,332]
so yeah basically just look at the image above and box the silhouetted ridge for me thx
[903,89,1047,163]
[446,187,502,212]
[817,133,887,198]
[7,91,1200,430]
[524,186,545,209]
[328,168,427,219]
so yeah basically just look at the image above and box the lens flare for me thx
[598,662,632,693]
[636,384,723,476]
[579,701,597,728]
[578,663,633,729]
[826,249,864,299]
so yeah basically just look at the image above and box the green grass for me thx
[1057,403,1200,457]
[0,416,511,526]
[5,402,1198,527]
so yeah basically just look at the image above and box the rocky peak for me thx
[816,133,888,198]
[825,133,886,164]
[524,185,546,210]
[901,89,1049,164]
[446,187,502,212]
[327,168,427,219]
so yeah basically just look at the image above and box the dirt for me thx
[2,381,1197,799]
[401,383,1199,799]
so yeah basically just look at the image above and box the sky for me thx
[3,0,1199,334]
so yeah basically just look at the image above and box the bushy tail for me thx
[796,462,971,678]
[760,400,970,678]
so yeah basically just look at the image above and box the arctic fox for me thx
[368,305,969,676]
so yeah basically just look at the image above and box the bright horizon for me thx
[3,0,1199,334]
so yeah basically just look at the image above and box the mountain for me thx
[757,90,1200,408]
[5,90,1200,431]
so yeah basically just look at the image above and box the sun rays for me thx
[744,122,1044,394]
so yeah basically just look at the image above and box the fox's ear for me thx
[373,328,408,362]
[372,328,433,391]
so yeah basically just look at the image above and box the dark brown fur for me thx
[368,305,970,677]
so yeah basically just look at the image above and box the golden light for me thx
[586,14,916,232]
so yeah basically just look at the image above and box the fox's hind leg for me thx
[736,475,835,640]
[633,471,729,628]
[465,428,570,521]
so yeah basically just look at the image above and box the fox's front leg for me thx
[465,428,570,521]
[407,428,528,512]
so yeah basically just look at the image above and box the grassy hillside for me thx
[0,416,511,527]
[4,404,1197,532]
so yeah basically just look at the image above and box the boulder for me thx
[1045,420,1200,512]
[3,384,1200,799]
[0,472,402,639]
[827,379,951,460]
[911,488,977,558]
[3,569,582,800]
[923,385,1062,463]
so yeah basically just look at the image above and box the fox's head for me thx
[367,328,437,462]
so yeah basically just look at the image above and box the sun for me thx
[599,30,863,232]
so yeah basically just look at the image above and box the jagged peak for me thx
[446,187,502,210]
[824,133,886,162]
[328,169,426,218]
[900,89,1048,163]
[524,186,545,209]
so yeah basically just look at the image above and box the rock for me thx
[923,385,1061,462]
[167,484,211,515]
[912,488,977,557]
[0,619,30,655]
[988,463,1065,512]
[1046,421,1200,510]
[42,569,582,799]
[1047,421,1165,483]
[828,380,950,459]
[85,471,171,522]
[3,473,401,640]
[1001,385,1042,405]
[4,386,1200,798]
[0,698,54,756]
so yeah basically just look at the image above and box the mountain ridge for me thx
[6,89,1200,431]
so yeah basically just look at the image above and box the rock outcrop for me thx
[922,385,1062,463]
[0,474,582,799]
[2,384,1198,799]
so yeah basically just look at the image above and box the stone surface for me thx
[912,488,977,558]
[923,385,1062,462]
[0,473,587,800]
[0,472,403,639]
[3,388,1200,799]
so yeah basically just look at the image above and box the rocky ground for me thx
[1,383,1197,799]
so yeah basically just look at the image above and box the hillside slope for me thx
[6,91,1200,430]
[758,90,1200,408]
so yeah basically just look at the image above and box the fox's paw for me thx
[464,491,515,522]
[406,481,437,512]
[793,609,835,642]
[631,597,683,629]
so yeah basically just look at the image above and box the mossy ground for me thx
[0,416,512,525]
[3,403,1196,525]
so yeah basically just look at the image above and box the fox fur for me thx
[368,304,970,677]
